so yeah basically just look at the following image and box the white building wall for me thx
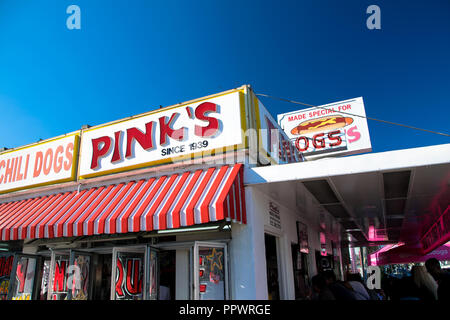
[229,187,267,299]
[232,185,342,299]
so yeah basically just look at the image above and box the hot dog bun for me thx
[291,116,353,135]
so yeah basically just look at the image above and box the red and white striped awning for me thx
[0,164,246,241]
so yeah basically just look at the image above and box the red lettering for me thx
[115,258,124,298]
[43,149,53,175]
[12,157,18,182]
[54,145,64,173]
[312,133,325,149]
[33,152,43,178]
[64,142,74,171]
[125,122,156,158]
[159,113,186,146]
[16,156,23,181]
[328,130,342,147]
[4,158,14,182]
[125,259,142,295]
[0,160,5,184]
[53,260,67,292]
[90,136,112,170]
[16,260,28,293]
[194,102,220,138]
[347,126,361,143]
[112,131,123,162]
[295,136,309,152]
[278,136,289,162]
[24,154,30,179]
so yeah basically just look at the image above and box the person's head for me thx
[311,274,327,293]
[346,272,363,283]
[425,258,441,280]
[322,270,337,285]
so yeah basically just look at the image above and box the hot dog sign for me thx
[277,97,372,159]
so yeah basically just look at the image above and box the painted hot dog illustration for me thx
[291,115,354,135]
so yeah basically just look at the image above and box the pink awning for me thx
[369,241,450,266]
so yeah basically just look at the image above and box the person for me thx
[346,273,371,300]
[322,270,356,300]
[311,274,335,300]
[411,265,438,300]
[425,258,450,300]
[159,285,171,300]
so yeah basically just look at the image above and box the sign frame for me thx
[78,89,248,179]
[0,134,80,194]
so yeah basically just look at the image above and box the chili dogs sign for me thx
[277,97,371,159]
[78,92,245,178]
[0,135,79,193]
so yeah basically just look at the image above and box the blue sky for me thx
[0,0,449,153]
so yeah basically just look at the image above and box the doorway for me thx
[92,254,112,300]
[159,250,175,300]
[265,233,280,300]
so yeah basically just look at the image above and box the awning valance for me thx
[0,164,246,241]
[369,241,450,266]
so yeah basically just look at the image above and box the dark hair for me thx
[322,270,337,282]
[425,258,441,273]
[347,273,363,283]
[312,274,327,290]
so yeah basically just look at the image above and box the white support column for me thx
[229,187,267,299]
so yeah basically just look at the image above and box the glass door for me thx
[111,245,158,300]
[47,251,70,300]
[7,254,42,300]
[0,253,14,300]
[68,250,92,300]
[146,246,158,300]
[193,242,228,300]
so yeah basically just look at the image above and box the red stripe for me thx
[200,166,229,223]
[28,192,71,239]
[86,183,124,235]
[0,199,31,227]
[159,172,190,230]
[66,187,105,237]
[53,190,91,238]
[171,170,203,229]
[96,181,135,235]
[127,177,159,232]
[2,197,48,241]
[119,179,154,234]
[214,164,242,221]
[19,194,62,239]
[156,174,178,230]
[40,192,77,238]
[0,200,19,213]
[185,167,216,226]
[108,180,145,234]
[8,196,50,241]
[77,184,116,236]
[0,201,23,223]
[223,194,229,220]
[143,176,169,231]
